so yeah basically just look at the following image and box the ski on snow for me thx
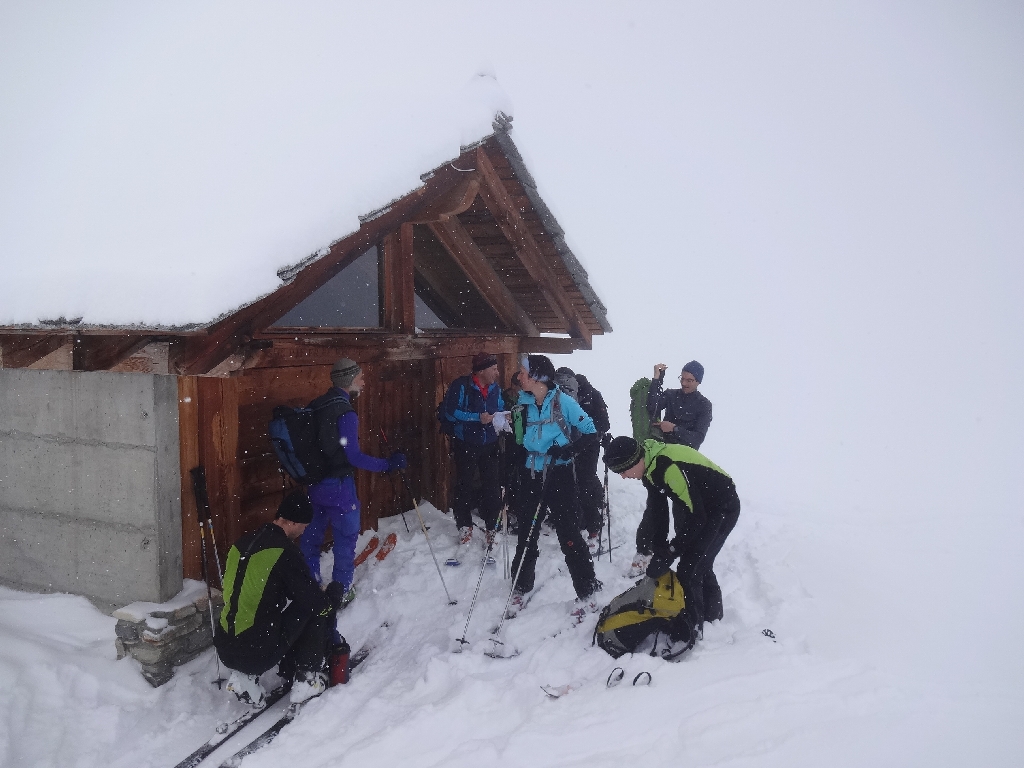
[213,626,386,767]
[374,532,397,561]
[354,531,398,567]
[353,536,379,566]
[171,684,292,768]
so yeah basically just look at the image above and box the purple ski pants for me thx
[300,476,361,591]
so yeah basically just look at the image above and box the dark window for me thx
[272,247,381,328]
[415,293,447,329]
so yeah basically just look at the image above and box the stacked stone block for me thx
[114,588,223,686]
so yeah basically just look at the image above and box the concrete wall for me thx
[0,369,183,606]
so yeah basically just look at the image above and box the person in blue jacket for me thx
[507,354,602,619]
[299,358,406,611]
[442,352,505,548]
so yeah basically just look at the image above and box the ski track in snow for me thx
[1,477,1021,768]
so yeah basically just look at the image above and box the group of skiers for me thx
[213,352,740,709]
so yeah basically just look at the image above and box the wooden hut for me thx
[0,118,611,586]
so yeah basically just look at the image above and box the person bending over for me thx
[215,492,337,707]
[605,436,740,637]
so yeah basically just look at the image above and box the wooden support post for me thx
[381,225,416,333]
[197,377,241,561]
[177,376,203,580]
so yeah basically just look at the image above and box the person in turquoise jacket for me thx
[507,354,602,620]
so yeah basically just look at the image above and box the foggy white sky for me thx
[1,1,1022,522]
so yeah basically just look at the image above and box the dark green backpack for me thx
[629,377,664,444]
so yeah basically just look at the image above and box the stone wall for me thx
[0,369,183,606]
[114,582,222,686]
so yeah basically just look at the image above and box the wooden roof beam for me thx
[475,146,592,349]
[72,335,152,371]
[427,218,540,337]
[0,334,74,368]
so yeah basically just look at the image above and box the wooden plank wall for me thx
[178,350,522,578]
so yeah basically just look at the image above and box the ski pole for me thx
[378,430,456,605]
[604,462,612,563]
[378,429,411,534]
[502,504,510,580]
[190,466,226,689]
[455,513,505,648]
[491,467,548,646]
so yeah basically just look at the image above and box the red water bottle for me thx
[329,638,350,687]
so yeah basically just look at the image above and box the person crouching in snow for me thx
[300,358,406,611]
[215,492,337,707]
[507,354,602,620]
[603,436,740,635]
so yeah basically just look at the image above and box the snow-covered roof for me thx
[0,14,535,328]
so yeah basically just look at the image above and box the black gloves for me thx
[387,452,407,471]
[600,432,612,450]
[324,581,346,612]
[646,543,679,579]
[547,443,570,461]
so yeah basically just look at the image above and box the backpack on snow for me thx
[269,395,347,485]
[593,571,691,658]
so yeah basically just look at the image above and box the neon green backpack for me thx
[629,377,664,444]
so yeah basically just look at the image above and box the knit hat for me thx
[331,357,361,389]
[276,491,314,524]
[520,354,555,383]
[682,360,704,384]
[603,436,645,474]
[472,352,498,372]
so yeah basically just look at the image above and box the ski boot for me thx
[226,671,267,709]
[627,552,652,579]
[290,670,328,704]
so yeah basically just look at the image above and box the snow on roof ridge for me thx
[275,112,512,285]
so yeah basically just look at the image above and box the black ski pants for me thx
[217,599,334,678]
[675,498,741,628]
[574,443,605,536]
[452,439,501,531]
[510,463,597,599]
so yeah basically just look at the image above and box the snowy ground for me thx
[1,476,1021,768]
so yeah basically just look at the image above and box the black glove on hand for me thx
[547,443,570,461]
[324,581,346,612]
[646,544,678,580]
[601,432,612,450]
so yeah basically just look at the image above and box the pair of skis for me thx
[353,532,397,567]
[540,667,652,699]
[172,634,380,768]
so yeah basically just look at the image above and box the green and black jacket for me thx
[214,522,324,665]
[642,440,740,569]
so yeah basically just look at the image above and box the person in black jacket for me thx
[605,437,740,644]
[442,352,505,548]
[648,361,712,449]
[215,492,337,707]
[555,367,610,553]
